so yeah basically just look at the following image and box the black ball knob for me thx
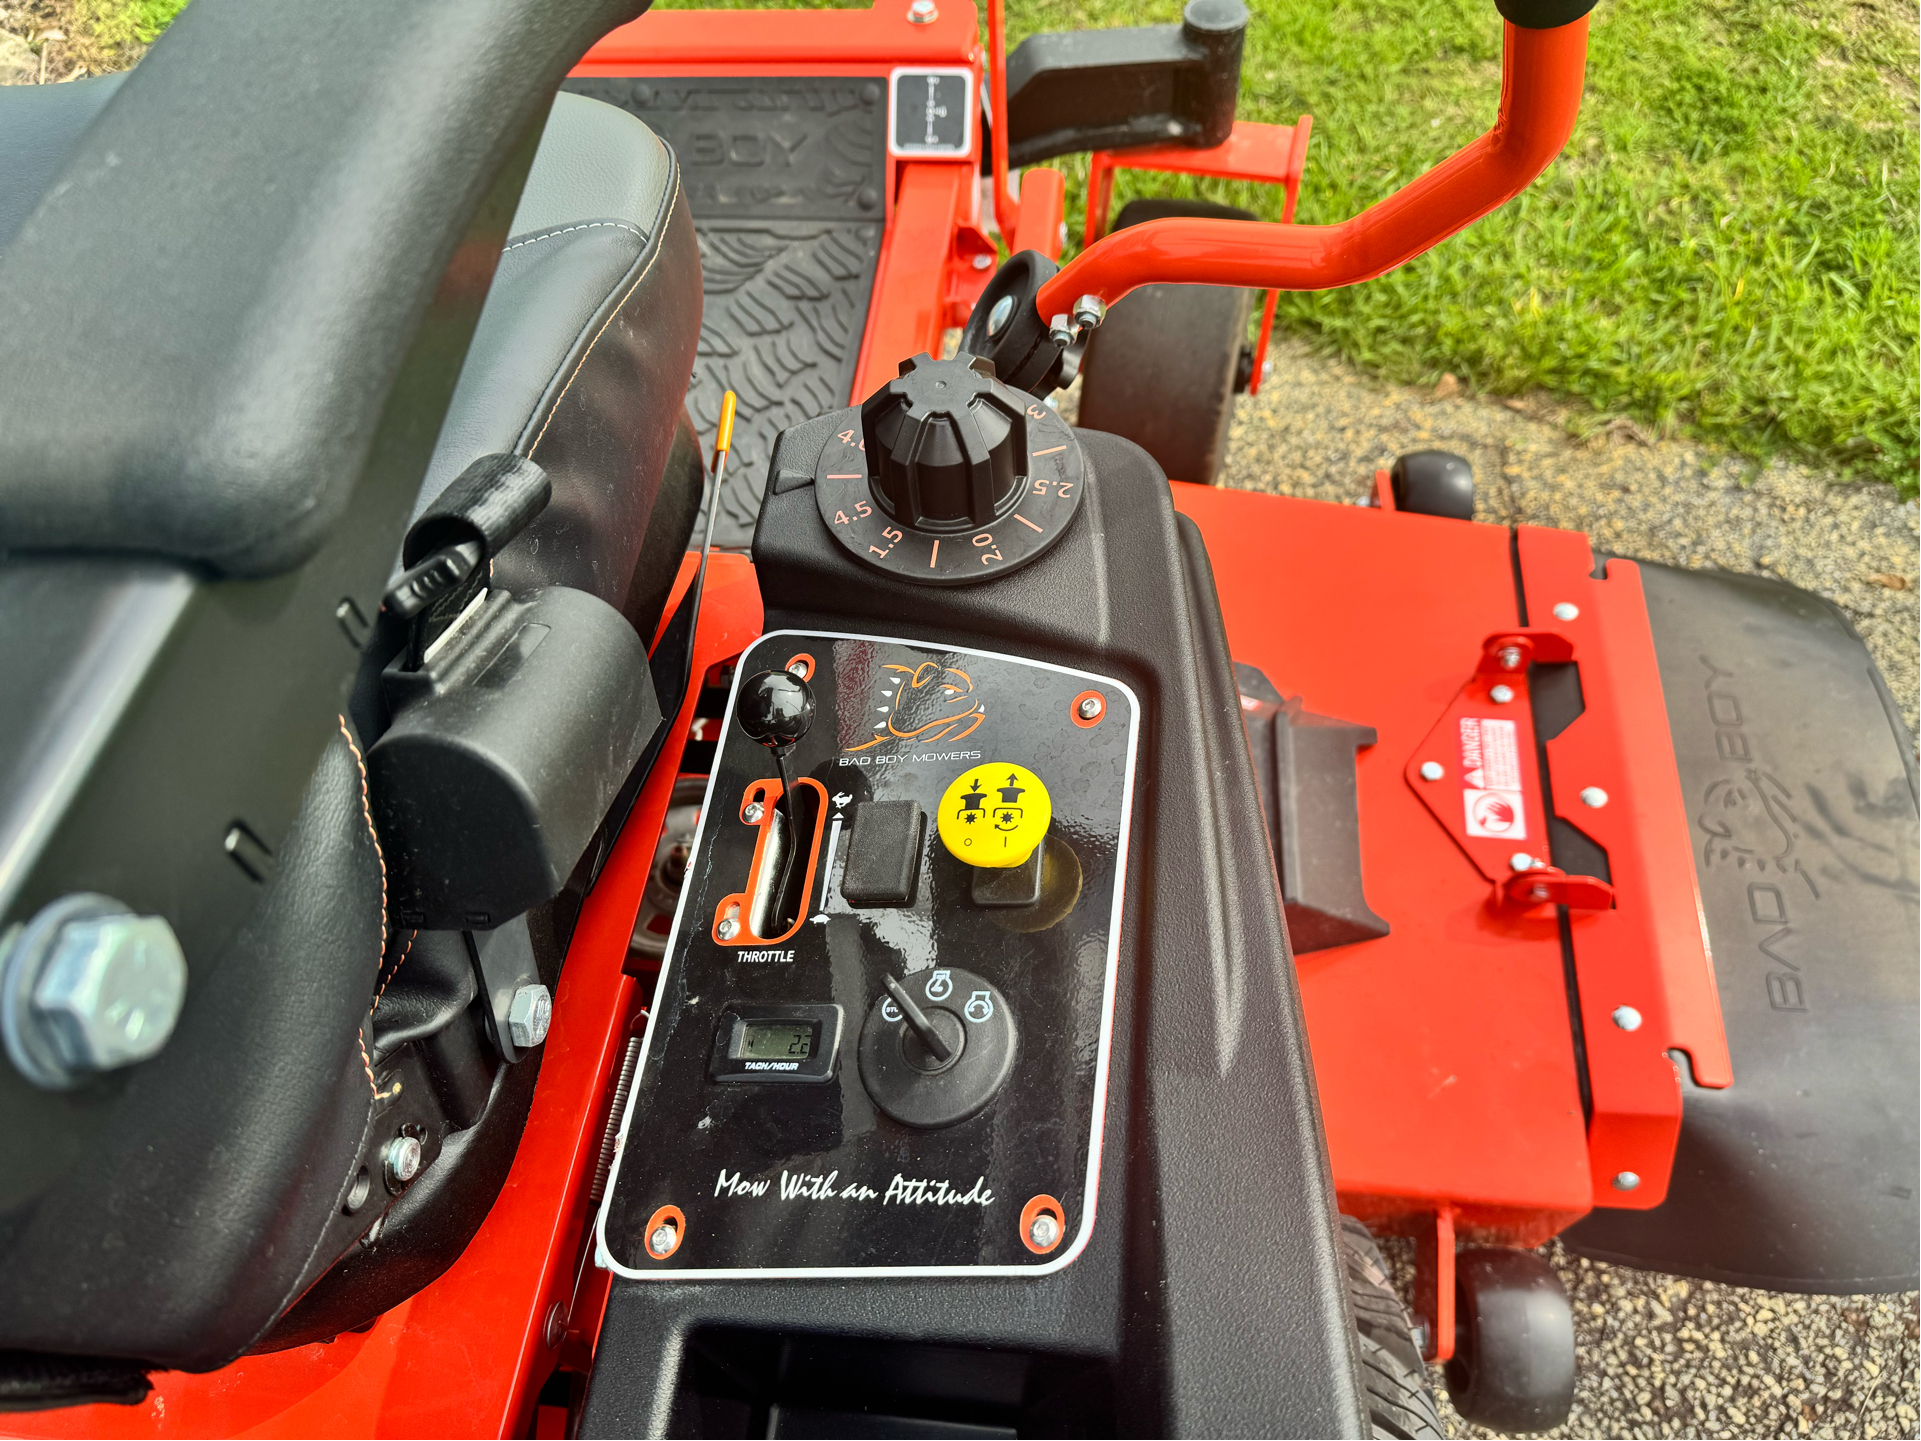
[737,670,815,751]
[860,353,1029,531]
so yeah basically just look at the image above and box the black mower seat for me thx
[0,83,699,631]
[414,90,702,633]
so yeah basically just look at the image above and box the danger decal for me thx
[1459,716,1526,839]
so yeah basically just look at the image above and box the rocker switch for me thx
[841,801,925,908]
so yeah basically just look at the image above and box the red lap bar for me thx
[1034,18,1589,315]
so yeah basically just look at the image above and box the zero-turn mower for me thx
[0,0,1912,1435]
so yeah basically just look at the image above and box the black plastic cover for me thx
[370,586,661,931]
[1562,563,1919,1292]
[1493,0,1600,30]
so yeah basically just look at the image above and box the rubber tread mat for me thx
[565,77,888,548]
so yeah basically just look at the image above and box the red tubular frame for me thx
[1034,18,1588,317]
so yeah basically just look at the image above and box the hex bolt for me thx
[1509,852,1537,873]
[1047,313,1075,347]
[384,1134,424,1192]
[3,895,189,1090]
[1612,1005,1643,1032]
[1077,695,1104,721]
[508,984,552,1050]
[1612,1171,1641,1192]
[743,802,765,824]
[1580,786,1609,808]
[1071,294,1107,331]
[1489,684,1515,704]
[1496,645,1524,671]
[906,0,937,21]
[1419,761,1445,781]
[1553,602,1580,621]
[987,294,1015,337]
[1029,1210,1061,1250]
[717,918,740,941]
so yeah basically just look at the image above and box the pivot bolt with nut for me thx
[1071,295,1106,331]
[1419,761,1445,781]
[1489,684,1515,704]
[1047,312,1075,347]
[2,893,189,1090]
[508,983,552,1050]
[384,1134,424,1192]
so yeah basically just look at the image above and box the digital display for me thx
[737,1020,813,1061]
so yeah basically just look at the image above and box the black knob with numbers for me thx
[814,353,1087,587]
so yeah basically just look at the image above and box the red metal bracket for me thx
[1517,528,1732,1212]
[1082,117,1312,397]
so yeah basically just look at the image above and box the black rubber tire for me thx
[1341,1216,1444,1440]
[1445,1247,1577,1434]
[1075,197,1254,485]
[1389,450,1476,519]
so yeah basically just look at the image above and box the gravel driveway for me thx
[1207,339,1920,1440]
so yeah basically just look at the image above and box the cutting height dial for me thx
[815,353,1086,586]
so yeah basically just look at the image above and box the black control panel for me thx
[595,630,1137,1278]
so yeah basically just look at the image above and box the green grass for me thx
[128,0,1921,491]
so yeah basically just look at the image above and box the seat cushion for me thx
[0,75,125,252]
[412,91,703,632]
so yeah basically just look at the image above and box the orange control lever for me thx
[1034,18,1589,316]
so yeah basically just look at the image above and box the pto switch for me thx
[937,764,1051,870]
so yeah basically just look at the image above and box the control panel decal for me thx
[595,631,1139,1280]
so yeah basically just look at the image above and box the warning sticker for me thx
[1459,717,1526,839]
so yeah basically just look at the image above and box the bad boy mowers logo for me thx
[845,661,986,753]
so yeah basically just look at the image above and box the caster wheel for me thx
[1390,450,1475,519]
[1444,1247,1576,1433]
[1077,197,1255,485]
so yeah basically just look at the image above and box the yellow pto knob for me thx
[938,764,1051,869]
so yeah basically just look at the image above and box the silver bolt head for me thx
[1612,1170,1641,1192]
[906,0,937,21]
[1077,695,1103,719]
[717,918,740,941]
[1029,1211,1061,1249]
[1489,684,1515,704]
[385,1134,424,1188]
[1509,852,1537,873]
[1552,602,1580,621]
[743,802,765,824]
[971,252,993,270]
[1612,1004,1643,1032]
[33,915,186,1075]
[1497,645,1524,671]
[507,983,552,1050]
[987,294,1015,336]
[1580,786,1609,808]
[1529,884,1552,902]
[1419,761,1445,781]
[1071,294,1106,330]
[649,1223,679,1256]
